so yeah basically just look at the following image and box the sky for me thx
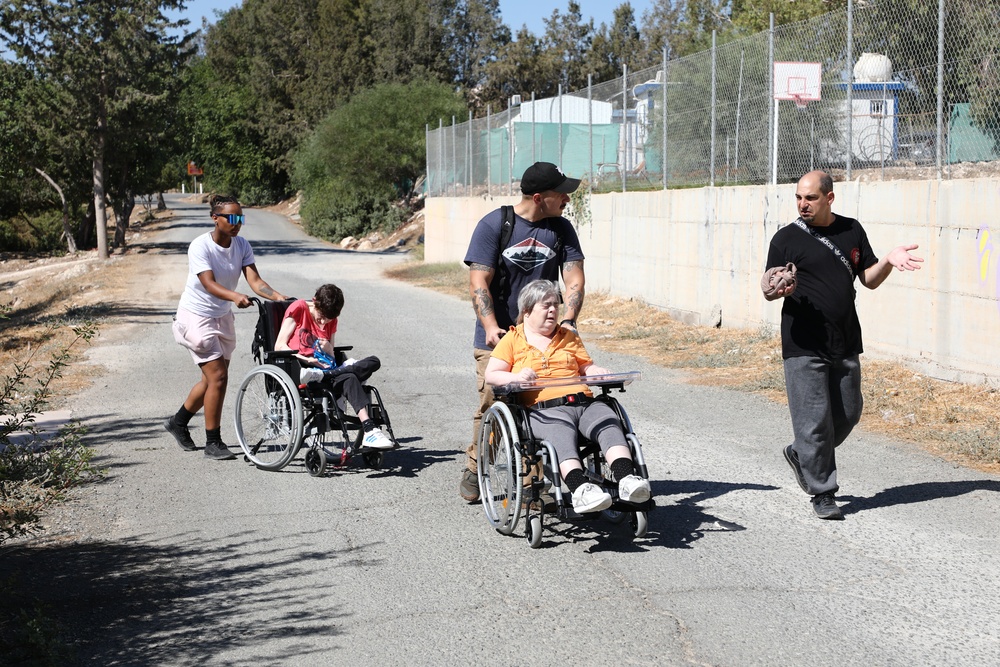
[169,0,657,38]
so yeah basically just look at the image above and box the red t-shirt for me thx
[283,299,337,357]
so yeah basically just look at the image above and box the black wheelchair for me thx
[232,298,397,475]
[476,372,651,548]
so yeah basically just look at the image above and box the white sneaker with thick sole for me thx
[618,475,651,503]
[571,482,613,513]
[362,427,393,450]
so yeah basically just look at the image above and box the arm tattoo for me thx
[258,285,275,298]
[473,287,494,318]
[562,260,583,272]
[470,263,492,272]
[565,290,583,316]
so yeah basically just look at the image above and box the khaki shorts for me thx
[172,307,237,364]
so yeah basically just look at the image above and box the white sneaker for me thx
[618,475,651,504]
[299,367,324,384]
[362,427,393,450]
[571,482,613,513]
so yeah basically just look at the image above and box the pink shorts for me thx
[172,307,237,364]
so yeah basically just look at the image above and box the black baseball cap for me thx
[520,162,581,195]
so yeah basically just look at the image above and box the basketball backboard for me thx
[773,62,822,101]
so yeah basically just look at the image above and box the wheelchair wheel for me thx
[302,419,363,468]
[477,402,523,536]
[304,447,327,477]
[362,451,383,469]
[631,511,648,538]
[234,365,303,471]
[525,515,543,549]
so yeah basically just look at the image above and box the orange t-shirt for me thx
[491,324,593,406]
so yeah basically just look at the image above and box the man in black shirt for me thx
[763,170,923,519]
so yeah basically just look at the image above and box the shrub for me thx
[0,306,102,545]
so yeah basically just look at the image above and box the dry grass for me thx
[385,258,1000,474]
[1,208,176,400]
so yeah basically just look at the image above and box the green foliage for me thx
[0,0,196,253]
[0,210,73,253]
[294,80,466,241]
[0,306,102,545]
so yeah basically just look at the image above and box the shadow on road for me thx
[839,479,1000,515]
[0,529,361,665]
[523,479,778,553]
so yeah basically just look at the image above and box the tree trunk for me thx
[33,167,78,254]
[93,153,109,259]
[113,164,130,249]
[157,192,166,211]
[114,190,135,248]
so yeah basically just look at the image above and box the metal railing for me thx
[426,0,1000,196]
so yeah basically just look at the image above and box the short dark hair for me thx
[209,194,241,213]
[313,284,344,320]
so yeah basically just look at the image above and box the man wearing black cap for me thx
[459,161,586,502]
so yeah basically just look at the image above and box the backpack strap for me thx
[495,205,516,306]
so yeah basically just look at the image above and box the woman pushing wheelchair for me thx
[484,279,651,513]
[273,283,393,450]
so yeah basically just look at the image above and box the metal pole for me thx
[531,91,536,164]
[710,30,717,187]
[847,0,854,179]
[558,84,563,167]
[662,47,668,189]
[588,75,593,188]
[768,13,775,185]
[509,105,514,196]
[936,0,944,179]
[451,115,456,196]
[438,118,444,196]
[735,49,744,176]
[622,63,628,193]
[425,123,430,196]
[468,110,473,192]
[486,106,491,198]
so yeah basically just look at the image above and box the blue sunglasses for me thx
[213,213,246,226]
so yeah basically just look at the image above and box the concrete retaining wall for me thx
[425,178,1000,386]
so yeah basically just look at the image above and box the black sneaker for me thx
[811,492,844,520]
[164,418,197,451]
[459,468,480,502]
[204,441,236,461]
[783,445,810,493]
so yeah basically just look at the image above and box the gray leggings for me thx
[527,401,627,467]
[783,354,863,495]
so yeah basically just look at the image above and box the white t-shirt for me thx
[177,232,256,318]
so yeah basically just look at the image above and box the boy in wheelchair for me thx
[273,283,393,450]
[484,280,651,513]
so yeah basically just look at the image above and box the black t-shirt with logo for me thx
[465,208,584,350]
[766,214,878,360]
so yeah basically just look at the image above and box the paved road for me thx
[10,195,1000,665]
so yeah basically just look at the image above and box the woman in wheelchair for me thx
[273,284,392,450]
[484,280,651,514]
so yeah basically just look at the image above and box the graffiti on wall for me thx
[979,225,1000,317]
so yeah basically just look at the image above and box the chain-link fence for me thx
[426,0,1000,196]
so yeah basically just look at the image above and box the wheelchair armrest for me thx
[264,349,296,361]
[334,346,353,352]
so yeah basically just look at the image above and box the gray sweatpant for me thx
[527,401,627,468]
[783,354,863,495]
